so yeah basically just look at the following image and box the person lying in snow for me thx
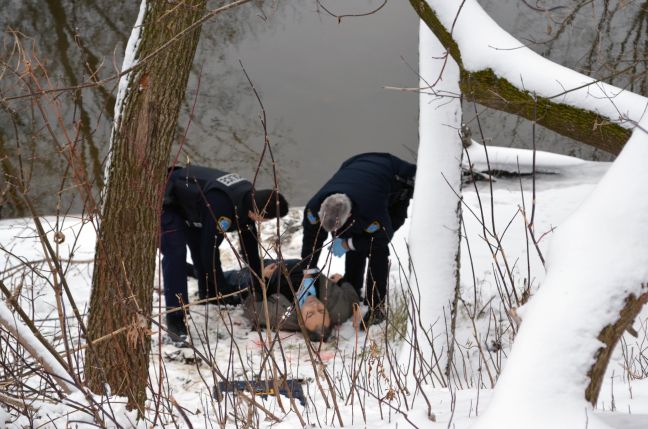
[229,259,361,341]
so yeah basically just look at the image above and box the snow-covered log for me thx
[464,141,586,175]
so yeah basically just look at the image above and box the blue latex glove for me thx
[297,277,317,307]
[331,238,348,257]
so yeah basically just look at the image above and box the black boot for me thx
[165,314,190,347]
[360,306,386,331]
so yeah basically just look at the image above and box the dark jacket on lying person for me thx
[243,275,360,332]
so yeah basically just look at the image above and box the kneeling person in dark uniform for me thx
[161,165,288,344]
[301,152,416,328]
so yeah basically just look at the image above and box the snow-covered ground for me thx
[2,151,648,428]
[415,1,648,424]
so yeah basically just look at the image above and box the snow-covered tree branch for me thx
[409,0,647,155]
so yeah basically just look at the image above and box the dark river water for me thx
[1,0,643,217]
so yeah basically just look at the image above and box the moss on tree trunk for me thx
[409,0,631,155]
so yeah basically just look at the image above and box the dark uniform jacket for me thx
[243,277,360,331]
[163,165,262,290]
[164,165,252,224]
[301,152,416,267]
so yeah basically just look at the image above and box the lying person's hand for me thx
[330,273,343,283]
[263,263,278,279]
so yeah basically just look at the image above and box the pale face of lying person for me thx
[301,295,331,332]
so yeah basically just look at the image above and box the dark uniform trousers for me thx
[160,187,259,308]
[343,181,413,307]
[344,242,390,308]
[160,192,225,311]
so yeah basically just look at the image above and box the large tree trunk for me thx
[84,0,207,411]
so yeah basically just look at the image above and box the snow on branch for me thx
[410,0,648,154]
[0,298,78,396]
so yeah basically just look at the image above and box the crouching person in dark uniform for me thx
[301,152,416,329]
[161,165,288,345]
[241,260,360,341]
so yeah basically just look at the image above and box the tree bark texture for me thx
[585,287,648,405]
[409,0,631,155]
[85,0,207,411]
